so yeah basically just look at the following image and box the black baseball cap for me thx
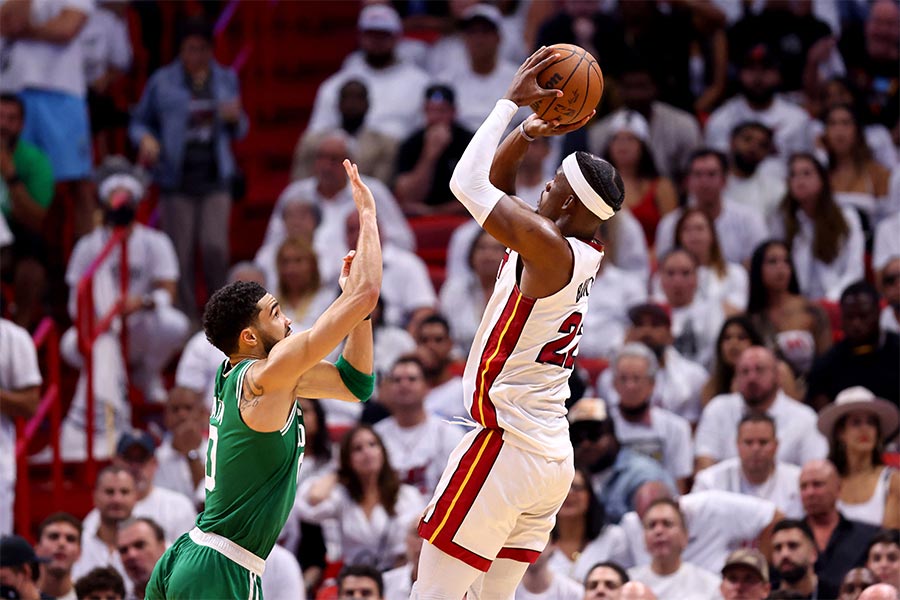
[116,430,156,458]
[0,535,50,567]
[425,84,455,106]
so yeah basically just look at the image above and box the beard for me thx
[732,152,761,177]
[619,399,651,419]
[778,562,807,584]
[261,328,287,354]
[743,86,776,107]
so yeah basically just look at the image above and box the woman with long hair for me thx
[275,236,337,332]
[701,315,800,405]
[818,387,900,529]
[546,468,632,584]
[821,104,891,226]
[746,240,832,379]
[294,424,424,570]
[772,153,865,301]
[602,111,678,245]
[666,208,748,313]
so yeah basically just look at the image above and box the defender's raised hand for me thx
[504,47,564,108]
[343,159,376,216]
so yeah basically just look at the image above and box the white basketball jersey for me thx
[463,237,604,460]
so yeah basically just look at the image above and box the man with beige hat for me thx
[719,549,770,600]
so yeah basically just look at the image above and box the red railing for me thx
[14,317,61,537]
[75,227,131,483]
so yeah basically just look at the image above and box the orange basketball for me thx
[530,44,604,125]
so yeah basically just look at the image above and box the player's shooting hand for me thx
[342,159,376,217]
[504,47,563,108]
[338,250,356,291]
[521,111,595,138]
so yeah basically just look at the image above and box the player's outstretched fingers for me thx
[342,158,360,183]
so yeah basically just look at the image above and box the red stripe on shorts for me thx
[418,429,503,569]
[496,547,542,564]
[471,287,535,428]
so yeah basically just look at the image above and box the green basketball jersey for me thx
[195,359,305,558]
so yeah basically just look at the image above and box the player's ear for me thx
[239,327,258,348]
[562,194,575,209]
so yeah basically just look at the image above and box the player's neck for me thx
[230,349,266,364]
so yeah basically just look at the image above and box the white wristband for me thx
[519,121,535,142]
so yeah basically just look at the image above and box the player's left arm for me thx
[292,317,374,403]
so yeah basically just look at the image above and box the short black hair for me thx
[866,529,900,558]
[418,313,450,335]
[390,354,426,378]
[0,93,24,117]
[585,561,630,587]
[202,281,268,355]
[731,120,773,142]
[643,497,687,531]
[94,465,134,490]
[840,280,880,306]
[737,412,776,435]
[337,563,383,596]
[176,17,213,47]
[119,517,165,543]
[74,566,126,599]
[773,519,816,546]
[687,148,729,174]
[38,512,82,541]
[576,152,625,214]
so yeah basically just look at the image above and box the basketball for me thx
[530,44,604,125]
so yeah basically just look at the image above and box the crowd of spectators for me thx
[0,0,899,599]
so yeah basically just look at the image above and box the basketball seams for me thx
[532,44,603,124]
[539,52,586,121]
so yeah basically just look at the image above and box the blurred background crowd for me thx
[0,0,898,599]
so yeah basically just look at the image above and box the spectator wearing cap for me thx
[695,346,827,472]
[619,482,782,574]
[129,17,247,326]
[599,110,678,246]
[568,398,676,524]
[720,548,770,600]
[0,316,42,535]
[58,158,189,459]
[0,93,54,331]
[83,431,197,543]
[115,518,165,600]
[806,281,900,411]
[771,519,834,599]
[596,302,707,425]
[73,566,125,600]
[724,121,786,221]
[261,130,414,289]
[605,343,693,494]
[306,4,429,141]
[71,466,135,589]
[704,43,813,161]
[817,387,900,529]
[393,84,473,215]
[35,512,82,600]
[799,459,880,596]
[655,149,767,267]
[693,413,804,519]
[0,535,50,600]
[626,498,721,600]
[292,79,398,185]
[588,54,702,180]
[0,0,94,241]
[432,4,528,134]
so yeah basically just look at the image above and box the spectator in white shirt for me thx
[724,121,785,221]
[620,483,782,573]
[153,387,207,506]
[255,195,322,292]
[770,153,865,301]
[116,517,165,600]
[580,260,648,361]
[414,314,465,422]
[695,346,828,471]
[657,249,724,369]
[704,43,812,161]
[609,343,693,493]
[516,540,584,600]
[583,562,630,600]
[374,356,463,496]
[872,207,900,275]
[261,542,306,600]
[693,413,803,518]
[626,499,721,600]
[306,5,429,142]
[72,466,135,586]
[35,512,82,600]
[382,518,422,600]
[655,149,767,266]
[596,303,707,425]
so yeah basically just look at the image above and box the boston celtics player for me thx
[145,160,382,599]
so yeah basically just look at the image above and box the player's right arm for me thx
[241,162,381,428]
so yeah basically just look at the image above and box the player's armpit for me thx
[292,361,358,403]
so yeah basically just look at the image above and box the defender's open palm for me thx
[504,47,564,108]
[343,159,376,216]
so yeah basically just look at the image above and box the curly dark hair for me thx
[747,240,801,315]
[202,281,268,355]
[74,566,126,599]
[338,424,401,515]
[576,152,625,214]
